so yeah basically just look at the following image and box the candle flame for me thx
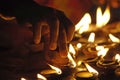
[21,78,26,80]
[88,32,95,43]
[115,54,120,62]
[96,6,110,28]
[75,13,91,34]
[67,52,76,68]
[37,74,47,80]
[48,64,62,75]
[69,44,76,58]
[109,34,120,43]
[85,63,98,75]
[97,48,109,58]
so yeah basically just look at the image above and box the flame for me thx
[77,61,82,66]
[67,52,76,68]
[88,32,95,43]
[96,46,104,51]
[69,44,76,57]
[78,24,89,34]
[97,48,109,58]
[75,13,91,34]
[48,64,62,75]
[109,34,120,43]
[115,54,120,62]
[21,78,26,80]
[85,63,98,75]
[96,6,110,27]
[77,43,82,49]
[37,74,47,80]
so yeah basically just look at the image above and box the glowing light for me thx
[96,46,104,51]
[69,44,76,57]
[97,48,109,58]
[21,78,26,80]
[77,43,82,48]
[67,52,76,68]
[48,64,62,75]
[75,13,91,34]
[85,63,98,75]
[115,54,120,62]
[37,74,47,80]
[96,6,110,27]
[88,32,95,43]
[109,34,120,43]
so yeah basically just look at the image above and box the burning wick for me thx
[84,46,105,63]
[37,74,47,80]
[40,64,62,75]
[75,63,98,80]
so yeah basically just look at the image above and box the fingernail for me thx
[60,50,68,58]
[49,43,57,50]
[34,39,40,44]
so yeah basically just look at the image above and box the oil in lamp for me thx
[75,63,99,80]
[40,64,62,75]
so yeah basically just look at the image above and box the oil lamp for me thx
[40,64,62,75]
[40,64,62,80]
[75,63,99,80]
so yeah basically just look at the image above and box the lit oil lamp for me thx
[97,52,120,75]
[40,64,62,80]
[84,46,106,63]
[81,32,99,59]
[75,63,98,80]
[40,64,62,75]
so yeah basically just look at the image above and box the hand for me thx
[14,4,75,58]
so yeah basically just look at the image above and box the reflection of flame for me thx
[97,48,109,58]
[69,44,76,57]
[48,64,62,75]
[85,63,98,75]
[21,78,26,80]
[75,13,91,34]
[88,32,95,43]
[96,6,110,27]
[109,34,120,43]
[67,52,76,68]
[37,74,47,80]
[115,54,120,62]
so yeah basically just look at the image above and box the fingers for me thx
[33,21,48,44]
[49,18,59,50]
[58,24,68,58]
[60,13,75,43]
[64,19,75,43]
[56,11,75,43]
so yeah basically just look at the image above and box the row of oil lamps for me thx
[20,5,120,80]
